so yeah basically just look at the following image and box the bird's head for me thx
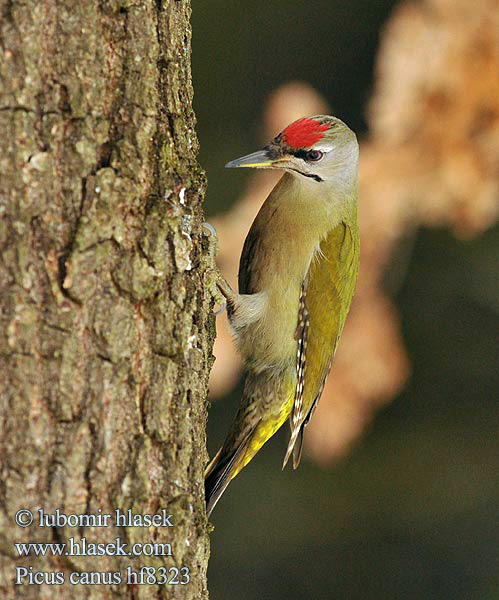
[225,115,358,183]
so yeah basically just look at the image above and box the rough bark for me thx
[0,1,212,598]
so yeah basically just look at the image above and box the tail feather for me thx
[205,424,258,518]
[205,369,293,516]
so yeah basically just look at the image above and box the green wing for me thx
[284,220,360,468]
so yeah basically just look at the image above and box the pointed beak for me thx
[225,149,273,169]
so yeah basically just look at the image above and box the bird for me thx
[205,115,360,517]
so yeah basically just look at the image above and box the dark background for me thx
[192,1,499,598]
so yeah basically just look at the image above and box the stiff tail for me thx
[205,370,294,516]
[204,424,258,518]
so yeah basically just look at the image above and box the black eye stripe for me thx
[293,149,323,162]
[293,150,309,160]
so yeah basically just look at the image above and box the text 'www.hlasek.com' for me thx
[13,508,191,586]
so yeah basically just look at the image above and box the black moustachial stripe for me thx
[289,168,323,182]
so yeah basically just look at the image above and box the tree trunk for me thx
[0,1,212,598]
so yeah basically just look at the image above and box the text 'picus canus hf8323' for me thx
[205,115,360,517]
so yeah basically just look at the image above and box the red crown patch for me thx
[282,118,329,150]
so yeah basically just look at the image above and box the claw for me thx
[202,222,234,312]
[202,222,217,239]
[202,222,219,260]
[214,299,226,316]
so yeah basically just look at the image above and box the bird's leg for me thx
[202,223,235,313]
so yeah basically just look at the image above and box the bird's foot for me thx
[202,223,233,314]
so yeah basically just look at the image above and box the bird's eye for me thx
[306,150,323,162]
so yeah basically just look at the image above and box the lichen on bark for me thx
[0,1,212,598]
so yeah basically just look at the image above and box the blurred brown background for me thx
[193,0,499,598]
